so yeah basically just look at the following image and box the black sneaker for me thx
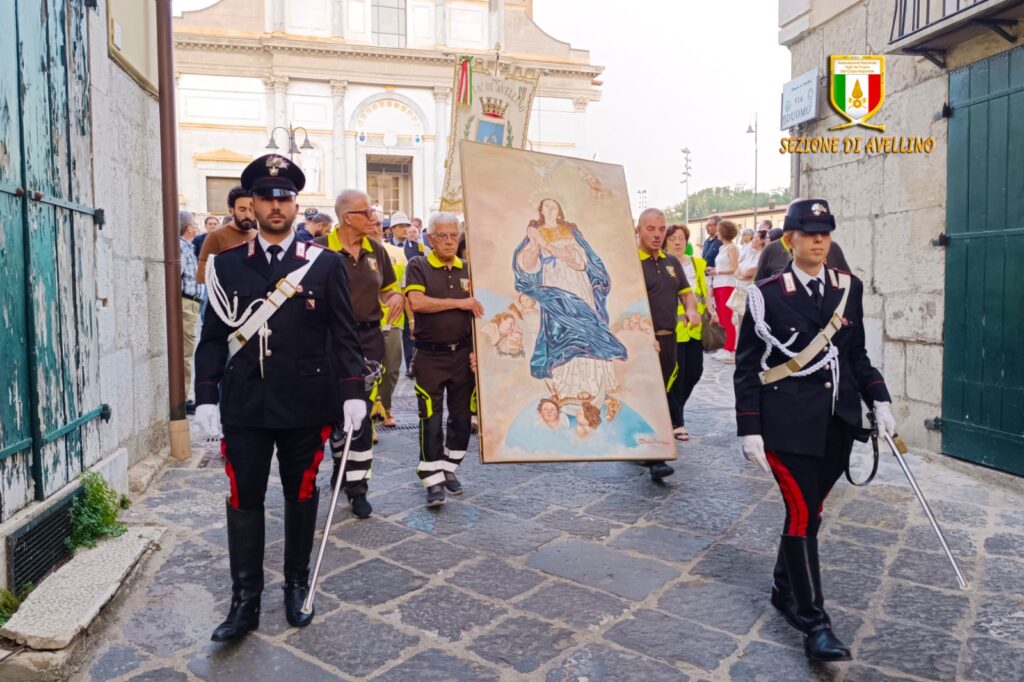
[426,484,446,507]
[349,494,372,519]
[443,472,463,495]
[649,462,675,480]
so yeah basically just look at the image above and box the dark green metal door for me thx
[943,46,1024,475]
[0,0,103,521]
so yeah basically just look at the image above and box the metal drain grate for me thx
[6,488,81,593]
[377,423,420,432]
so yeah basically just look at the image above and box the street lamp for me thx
[266,124,314,155]
[746,113,758,230]
[680,147,692,226]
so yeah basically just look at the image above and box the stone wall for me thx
[89,2,169,468]
[781,0,1017,452]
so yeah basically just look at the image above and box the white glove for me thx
[874,401,897,438]
[343,399,367,433]
[741,435,771,473]
[194,404,221,438]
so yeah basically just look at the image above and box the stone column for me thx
[488,0,504,50]
[270,76,289,132]
[435,0,447,46]
[573,96,590,159]
[332,0,346,37]
[433,86,451,197]
[270,0,286,32]
[331,80,348,193]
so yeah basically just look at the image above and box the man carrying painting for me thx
[404,212,484,506]
[636,208,701,480]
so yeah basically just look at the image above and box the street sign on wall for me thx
[781,68,819,130]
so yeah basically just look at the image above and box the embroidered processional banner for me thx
[440,56,539,212]
[460,142,676,463]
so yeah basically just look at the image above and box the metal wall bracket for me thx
[934,102,954,121]
[931,232,950,247]
[924,417,944,432]
[974,18,1018,44]
[908,47,947,69]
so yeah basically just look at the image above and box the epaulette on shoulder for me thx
[755,273,782,289]
[221,241,252,257]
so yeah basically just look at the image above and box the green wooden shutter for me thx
[943,46,1024,474]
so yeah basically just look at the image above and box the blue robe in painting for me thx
[512,226,628,380]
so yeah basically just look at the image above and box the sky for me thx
[532,0,793,210]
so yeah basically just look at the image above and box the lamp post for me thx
[680,147,692,226]
[746,113,758,230]
[266,124,314,155]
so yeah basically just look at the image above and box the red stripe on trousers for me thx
[298,424,332,501]
[766,451,809,536]
[222,438,241,510]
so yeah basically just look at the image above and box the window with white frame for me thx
[372,0,407,47]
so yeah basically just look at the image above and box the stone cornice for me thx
[172,32,604,79]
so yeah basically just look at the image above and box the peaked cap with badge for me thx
[241,154,306,198]
[783,198,836,233]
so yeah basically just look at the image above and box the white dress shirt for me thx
[258,232,296,264]
[791,263,827,298]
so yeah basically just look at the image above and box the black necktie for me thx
[808,278,823,310]
[267,245,283,263]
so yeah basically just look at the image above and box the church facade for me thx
[173,0,602,220]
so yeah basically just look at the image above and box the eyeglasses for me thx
[345,209,374,218]
[431,233,459,242]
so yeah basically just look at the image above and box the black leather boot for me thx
[779,535,851,662]
[770,543,799,629]
[211,501,265,641]
[282,489,319,628]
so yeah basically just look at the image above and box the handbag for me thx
[700,297,726,352]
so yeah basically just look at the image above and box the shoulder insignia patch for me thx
[828,268,839,288]
[296,242,307,259]
[781,272,797,295]
[247,241,256,257]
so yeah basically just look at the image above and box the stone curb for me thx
[0,527,165,651]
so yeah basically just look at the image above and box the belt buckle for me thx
[276,278,298,298]
[448,342,458,352]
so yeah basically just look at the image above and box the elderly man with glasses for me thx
[314,190,404,518]
[404,212,484,506]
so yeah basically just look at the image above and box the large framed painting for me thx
[460,142,676,464]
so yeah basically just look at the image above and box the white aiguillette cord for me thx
[205,248,322,376]
[746,281,844,411]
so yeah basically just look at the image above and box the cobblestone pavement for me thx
[72,358,1024,681]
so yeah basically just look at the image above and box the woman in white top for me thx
[705,219,740,361]
[736,227,768,286]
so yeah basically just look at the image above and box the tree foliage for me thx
[665,185,791,223]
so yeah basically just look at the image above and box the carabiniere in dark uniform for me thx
[194,154,365,641]
[734,198,893,663]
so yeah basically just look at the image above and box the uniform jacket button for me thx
[824,381,832,389]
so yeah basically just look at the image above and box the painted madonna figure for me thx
[512,198,628,421]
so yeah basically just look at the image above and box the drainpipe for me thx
[156,0,191,461]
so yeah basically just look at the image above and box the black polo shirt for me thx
[640,249,691,333]
[404,252,472,343]
[326,234,396,323]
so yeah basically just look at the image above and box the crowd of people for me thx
[177,153,898,665]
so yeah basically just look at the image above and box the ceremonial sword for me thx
[302,360,383,616]
[302,423,353,616]
[847,411,969,590]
